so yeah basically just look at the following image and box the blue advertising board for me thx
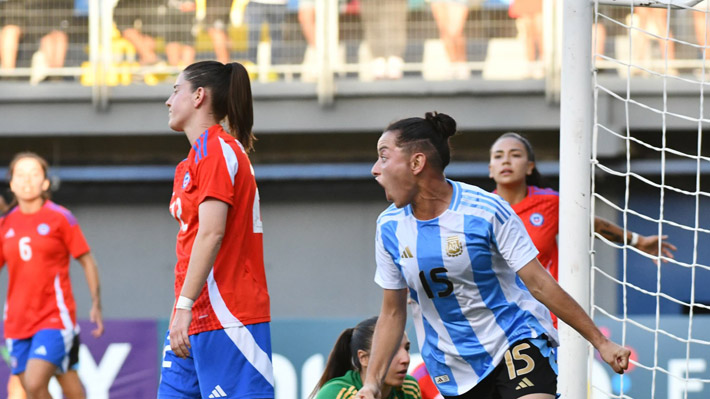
[0,316,706,398]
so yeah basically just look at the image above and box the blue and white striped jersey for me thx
[374,180,558,396]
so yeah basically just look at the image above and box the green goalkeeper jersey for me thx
[315,370,421,399]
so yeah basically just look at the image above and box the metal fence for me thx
[1,1,709,93]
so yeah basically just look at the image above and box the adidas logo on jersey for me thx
[208,385,227,398]
[34,346,47,356]
[515,377,535,390]
[434,374,450,384]
[401,247,414,259]
[4,229,15,239]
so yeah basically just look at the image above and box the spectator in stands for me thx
[0,0,24,71]
[162,0,197,67]
[360,0,407,80]
[202,0,234,64]
[27,0,76,83]
[430,0,469,80]
[245,0,288,68]
[115,0,196,68]
[693,2,710,71]
[114,0,161,65]
[297,0,348,82]
[633,7,676,74]
[509,0,543,79]
[298,0,317,82]
[594,7,677,76]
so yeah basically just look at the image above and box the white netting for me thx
[591,1,710,398]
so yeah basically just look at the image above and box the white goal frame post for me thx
[558,0,701,398]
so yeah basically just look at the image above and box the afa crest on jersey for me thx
[530,212,544,227]
[446,236,463,257]
[182,171,191,189]
[37,223,50,235]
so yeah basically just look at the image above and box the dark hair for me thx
[6,152,51,209]
[491,132,545,187]
[385,112,457,171]
[310,317,378,398]
[182,61,256,152]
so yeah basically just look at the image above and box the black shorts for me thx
[444,338,558,399]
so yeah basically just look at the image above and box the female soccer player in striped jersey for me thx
[0,152,103,399]
[311,317,420,399]
[358,113,631,399]
[160,60,273,399]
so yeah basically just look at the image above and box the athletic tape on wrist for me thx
[176,296,194,310]
[630,232,639,247]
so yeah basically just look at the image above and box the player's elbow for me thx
[198,227,225,248]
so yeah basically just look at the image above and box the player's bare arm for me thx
[517,259,631,374]
[170,198,228,358]
[358,288,408,399]
[594,216,677,261]
[77,252,104,338]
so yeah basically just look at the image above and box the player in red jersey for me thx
[0,152,103,399]
[159,60,273,399]
[490,132,678,324]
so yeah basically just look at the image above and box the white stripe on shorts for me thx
[207,269,274,386]
[223,326,274,386]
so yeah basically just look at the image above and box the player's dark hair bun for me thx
[425,112,457,139]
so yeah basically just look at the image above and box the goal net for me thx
[589,0,710,398]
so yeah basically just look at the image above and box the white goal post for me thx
[562,0,710,398]
[558,1,593,398]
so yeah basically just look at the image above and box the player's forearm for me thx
[181,229,223,300]
[364,289,408,389]
[539,280,606,348]
[594,216,635,246]
[520,262,607,349]
[78,252,102,306]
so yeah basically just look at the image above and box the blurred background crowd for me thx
[2,0,710,85]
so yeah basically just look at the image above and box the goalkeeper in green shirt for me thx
[311,317,421,399]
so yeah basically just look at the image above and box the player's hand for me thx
[598,339,631,374]
[170,309,192,359]
[90,301,104,338]
[355,383,380,399]
[636,235,677,264]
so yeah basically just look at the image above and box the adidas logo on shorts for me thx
[515,377,535,390]
[208,385,227,398]
[34,346,47,356]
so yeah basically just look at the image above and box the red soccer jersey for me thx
[0,201,89,339]
[169,124,270,335]
[509,186,559,327]
[411,363,443,399]
[509,186,559,280]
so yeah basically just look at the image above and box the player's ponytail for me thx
[385,111,457,171]
[225,62,255,152]
[309,317,378,398]
[493,132,546,188]
[183,61,256,152]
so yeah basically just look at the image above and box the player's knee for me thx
[23,381,51,399]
